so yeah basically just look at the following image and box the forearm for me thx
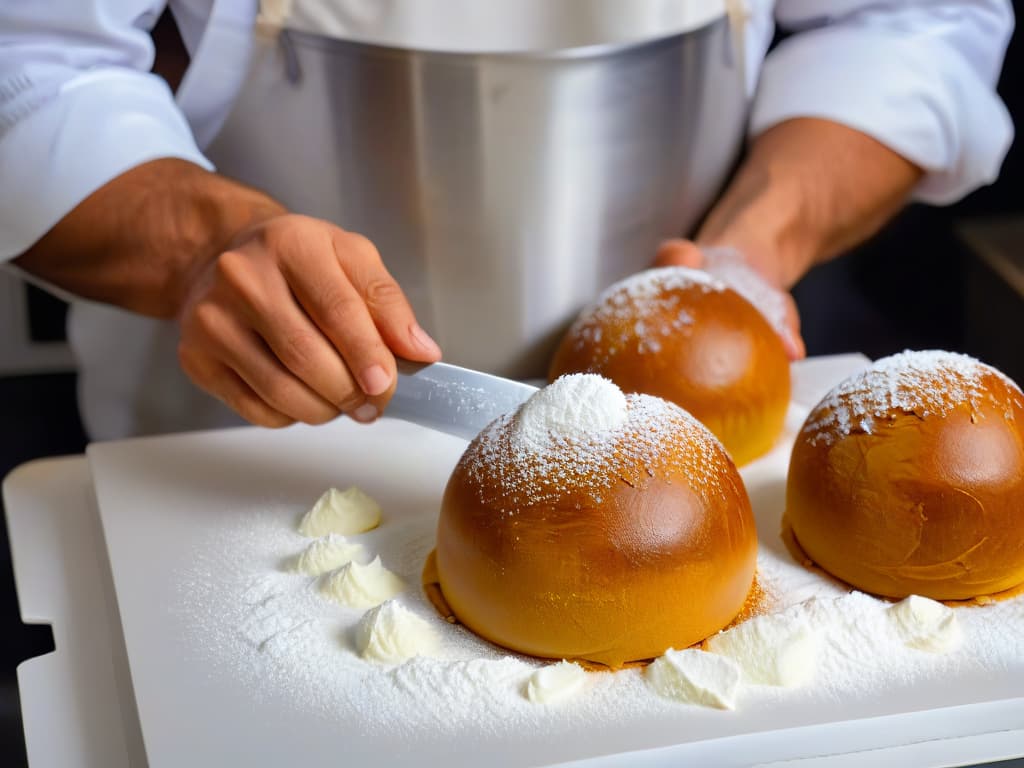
[697,117,923,289]
[13,158,286,318]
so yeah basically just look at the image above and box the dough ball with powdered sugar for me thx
[787,350,1024,600]
[435,374,758,668]
[549,266,790,467]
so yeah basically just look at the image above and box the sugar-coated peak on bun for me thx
[514,372,628,450]
[787,350,1024,601]
[549,266,790,467]
[436,373,758,668]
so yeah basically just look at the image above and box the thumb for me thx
[654,238,704,269]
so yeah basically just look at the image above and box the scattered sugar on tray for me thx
[169,427,1024,748]
[465,377,727,514]
[803,350,1021,446]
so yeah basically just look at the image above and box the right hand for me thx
[177,214,442,428]
[655,240,806,360]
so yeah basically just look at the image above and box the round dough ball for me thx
[549,267,790,467]
[787,350,1024,600]
[436,374,758,668]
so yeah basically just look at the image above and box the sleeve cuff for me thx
[749,25,1014,205]
[0,69,213,260]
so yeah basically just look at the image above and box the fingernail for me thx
[351,403,378,423]
[410,324,442,357]
[359,364,391,396]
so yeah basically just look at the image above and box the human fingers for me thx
[182,296,341,425]
[177,344,295,429]
[781,292,807,361]
[211,239,376,420]
[335,230,442,366]
[274,227,399,412]
[278,225,439,417]
[654,238,705,269]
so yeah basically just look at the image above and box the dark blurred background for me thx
[1,13,1022,768]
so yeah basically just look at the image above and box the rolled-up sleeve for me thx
[0,1,213,261]
[752,0,1014,205]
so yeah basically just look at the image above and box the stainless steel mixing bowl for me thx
[207,16,748,377]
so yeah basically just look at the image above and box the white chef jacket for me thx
[0,0,1015,440]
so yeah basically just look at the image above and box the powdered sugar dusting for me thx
[803,350,1022,446]
[515,374,627,450]
[172,479,1024,747]
[567,266,723,359]
[165,366,1024,760]
[464,390,728,516]
[700,247,791,340]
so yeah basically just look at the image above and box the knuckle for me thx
[216,387,271,427]
[214,249,248,287]
[336,387,366,413]
[319,290,363,329]
[189,301,222,340]
[176,343,205,381]
[338,231,380,262]
[277,327,320,374]
[215,252,265,310]
[261,375,297,412]
[303,407,338,427]
[363,277,406,310]
[247,404,294,429]
[263,214,313,249]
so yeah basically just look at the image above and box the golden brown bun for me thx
[787,351,1024,600]
[436,380,757,668]
[549,267,790,467]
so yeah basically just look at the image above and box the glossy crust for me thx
[436,399,758,668]
[787,367,1024,600]
[549,277,790,467]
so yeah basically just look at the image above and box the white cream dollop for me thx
[298,486,382,537]
[888,595,962,654]
[525,661,588,704]
[294,534,365,576]
[515,373,628,449]
[356,600,440,664]
[322,556,404,608]
[645,648,741,710]
[705,614,820,687]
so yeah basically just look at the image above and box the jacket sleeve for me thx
[0,1,213,260]
[753,0,1014,204]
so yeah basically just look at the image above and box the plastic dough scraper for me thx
[390,359,540,441]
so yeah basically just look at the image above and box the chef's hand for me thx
[654,239,806,360]
[651,119,924,362]
[177,214,442,428]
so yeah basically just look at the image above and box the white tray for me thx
[5,355,1024,767]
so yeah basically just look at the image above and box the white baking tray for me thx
[5,355,1024,767]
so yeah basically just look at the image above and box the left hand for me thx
[655,239,806,360]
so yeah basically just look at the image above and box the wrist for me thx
[14,158,288,319]
[695,118,923,290]
[695,165,822,291]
